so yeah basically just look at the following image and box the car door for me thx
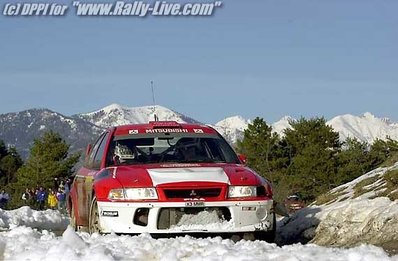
[74,131,109,226]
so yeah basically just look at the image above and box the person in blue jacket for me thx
[36,187,47,210]
[0,190,10,209]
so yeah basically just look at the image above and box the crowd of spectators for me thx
[21,177,73,212]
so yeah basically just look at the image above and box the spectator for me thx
[47,189,58,210]
[31,187,38,209]
[21,188,31,206]
[0,190,10,209]
[59,180,65,190]
[64,178,72,199]
[36,187,47,210]
[53,178,60,191]
[56,188,66,212]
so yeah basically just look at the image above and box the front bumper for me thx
[97,200,274,234]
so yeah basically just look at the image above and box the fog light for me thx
[242,206,256,211]
[256,207,267,221]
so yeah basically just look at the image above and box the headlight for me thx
[108,188,158,200]
[228,186,257,198]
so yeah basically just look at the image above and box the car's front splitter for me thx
[96,200,274,234]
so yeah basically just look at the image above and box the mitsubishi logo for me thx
[190,190,197,197]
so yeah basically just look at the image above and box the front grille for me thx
[164,188,221,199]
[157,207,231,230]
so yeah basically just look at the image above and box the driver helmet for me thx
[114,142,136,163]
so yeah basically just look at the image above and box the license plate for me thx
[185,201,205,207]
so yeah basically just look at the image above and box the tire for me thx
[88,196,102,234]
[254,213,276,243]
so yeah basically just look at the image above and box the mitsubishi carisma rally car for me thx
[68,121,275,241]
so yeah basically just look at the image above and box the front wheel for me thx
[88,196,102,234]
[254,213,276,243]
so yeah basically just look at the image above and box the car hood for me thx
[110,163,264,187]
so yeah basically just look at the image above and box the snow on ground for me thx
[1,225,396,261]
[1,164,398,260]
[0,206,69,231]
[169,210,234,231]
[277,162,398,250]
[0,207,396,260]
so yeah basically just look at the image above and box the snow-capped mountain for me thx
[214,113,398,144]
[272,116,294,136]
[0,109,103,158]
[213,116,250,144]
[1,104,397,158]
[327,112,398,143]
[75,104,200,128]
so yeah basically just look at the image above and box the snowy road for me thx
[0,207,397,260]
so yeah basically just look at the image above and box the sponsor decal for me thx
[112,167,118,179]
[145,128,189,133]
[159,163,201,168]
[128,129,139,134]
[101,210,119,217]
[242,206,257,211]
[193,128,204,133]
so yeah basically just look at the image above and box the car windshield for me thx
[106,134,240,166]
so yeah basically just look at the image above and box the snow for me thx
[76,104,398,144]
[0,204,396,260]
[213,116,250,144]
[327,112,398,143]
[79,104,198,128]
[169,210,235,231]
[278,163,398,249]
[272,116,294,136]
[215,112,398,144]
[0,225,395,260]
[0,206,69,231]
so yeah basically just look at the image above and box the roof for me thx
[112,121,218,136]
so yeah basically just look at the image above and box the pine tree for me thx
[15,131,80,190]
[237,117,282,183]
[284,117,341,201]
[0,147,23,187]
[337,138,371,184]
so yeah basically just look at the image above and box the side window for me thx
[92,132,110,169]
[86,133,106,169]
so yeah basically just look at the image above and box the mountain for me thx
[1,104,398,159]
[218,113,398,144]
[272,116,294,136]
[0,109,103,158]
[75,104,200,128]
[327,112,398,143]
[213,116,250,144]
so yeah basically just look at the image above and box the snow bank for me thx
[313,197,398,246]
[277,163,398,250]
[0,206,394,260]
[0,226,395,261]
[0,206,69,231]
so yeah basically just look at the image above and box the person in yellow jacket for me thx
[47,189,58,210]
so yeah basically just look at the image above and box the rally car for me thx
[68,121,275,241]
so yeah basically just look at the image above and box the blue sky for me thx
[0,0,397,123]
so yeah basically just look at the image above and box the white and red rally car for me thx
[68,121,275,241]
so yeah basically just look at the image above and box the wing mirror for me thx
[238,154,247,165]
